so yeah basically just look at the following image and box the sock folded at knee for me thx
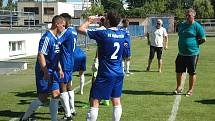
[49,98,59,121]
[22,98,43,120]
[86,107,99,121]
[112,105,122,121]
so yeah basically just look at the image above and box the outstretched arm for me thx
[77,16,94,35]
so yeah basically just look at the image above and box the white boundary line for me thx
[9,79,92,121]
[168,73,187,121]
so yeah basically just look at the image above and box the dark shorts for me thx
[90,75,124,100]
[149,46,163,60]
[175,54,199,75]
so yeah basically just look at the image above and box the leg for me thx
[176,73,183,90]
[122,60,125,73]
[50,89,60,121]
[186,55,198,96]
[86,98,100,121]
[146,46,155,71]
[125,57,131,74]
[60,83,72,118]
[157,47,163,72]
[79,71,85,95]
[21,93,47,121]
[111,97,122,121]
[158,59,162,72]
[188,74,196,92]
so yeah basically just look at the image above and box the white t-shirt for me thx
[148,26,168,47]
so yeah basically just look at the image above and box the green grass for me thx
[0,35,215,121]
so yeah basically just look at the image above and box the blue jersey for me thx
[87,27,127,77]
[120,27,131,47]
[36,30,60,71]
[58,27,77,71]
[178,21,206,55]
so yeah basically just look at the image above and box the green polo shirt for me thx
[178,21,206,55]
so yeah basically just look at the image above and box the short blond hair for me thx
[157,19,163,25]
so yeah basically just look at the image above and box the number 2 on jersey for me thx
[111,42,120,59]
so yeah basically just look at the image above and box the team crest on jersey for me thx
[54,43,60,53]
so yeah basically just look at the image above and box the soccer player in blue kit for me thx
[121,18,133,75]
[73,46,86,95]
[20,15,65,121]
[77,11,127,121]
[58,13,77,120]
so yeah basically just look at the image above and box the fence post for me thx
[10,10,12,30]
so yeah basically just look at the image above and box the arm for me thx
[198,38,206,45]
[37,53,50,80]
[147,32,150,45]
[58,62,64,79]
[77,16,94,35]
[164,35,168,50]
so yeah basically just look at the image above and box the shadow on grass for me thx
[75,100,89,108]
[122,89,172,96]
[195,99,215,105]
[0,110,49,120]
[73,72,92,77]
[129,69,145,73]
[10,91,37,98]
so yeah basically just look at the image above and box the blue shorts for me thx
[90,75,124,100]
[122,46,131,58]
[35,68,59,94]
[73,49,86,72]
[58,71,72,83]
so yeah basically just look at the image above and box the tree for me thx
[6,0,16,11]
[0,0,3,9]
[101,0,124,13]
[210,0,215,17]
[82,4,105,18]
[193,0,214,18]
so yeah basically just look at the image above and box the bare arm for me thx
[198,38,206,45]
[58,62,64,79]
[147,32,150,45]
[77,16,94,35]
[164,35,168,50]
[37,53,50,80]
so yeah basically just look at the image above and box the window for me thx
[24,7,39,14]
[24,19,39,25]
[44,7,54,15]
[9,41,25,56]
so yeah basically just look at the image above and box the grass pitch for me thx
[0,34,215,121]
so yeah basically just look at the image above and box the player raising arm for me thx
[77,12,126,121]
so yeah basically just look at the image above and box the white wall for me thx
[0,33,41,60]
[57,2,74,17]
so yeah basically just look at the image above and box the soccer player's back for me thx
[77,11,126,121]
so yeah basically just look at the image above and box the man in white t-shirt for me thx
[146,19,168,72]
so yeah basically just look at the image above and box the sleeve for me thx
[163,28,168,36]
[197,24,206,39]
[87,29,104,43]
[58,29,68,43]
[125,30,131,44]
[38,36,49,55]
